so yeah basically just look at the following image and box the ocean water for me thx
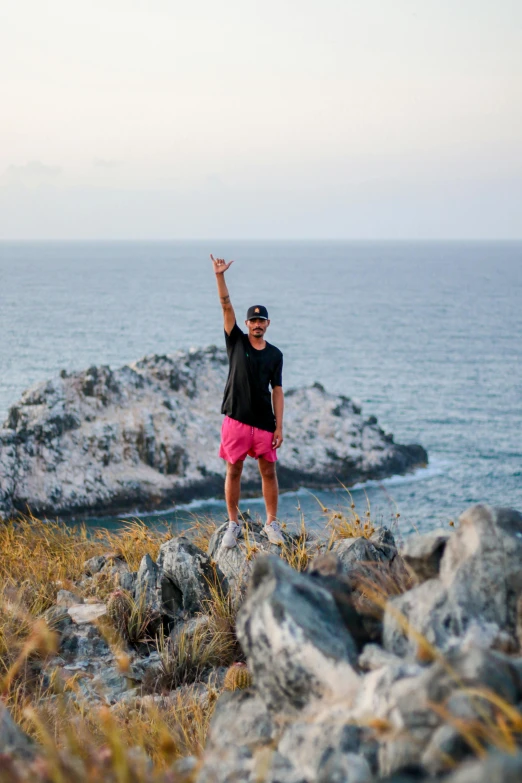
[1,240,521,537]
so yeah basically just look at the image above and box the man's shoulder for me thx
[265,341,283,359]
[225,322,246,342]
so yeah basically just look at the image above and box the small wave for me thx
[348,457,449,492]
[144,457,450,516]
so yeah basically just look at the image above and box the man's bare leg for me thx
[225,461,243,522]
[221,461,244,548]
[258,457,279,524]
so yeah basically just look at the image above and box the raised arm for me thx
[211,254,236,335]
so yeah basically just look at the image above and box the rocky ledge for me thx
[4,504,522,783]
[0,347,427,519]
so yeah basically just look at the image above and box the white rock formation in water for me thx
[0,347,427,519]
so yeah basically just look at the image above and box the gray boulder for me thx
[401,529,449,583]
[134,553,161,616]
[236,555,360,712]
[156,535,226,620]
[0,702,35,759]
[197,689,274,783]
[384,505,522,657]
[277,715,368,783]
[208,517,283,602]
[445,751,522,783]
[353,646,522,777]
[205,689,274,752]
[333,527,398,573]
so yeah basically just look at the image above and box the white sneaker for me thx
[263,520,284,546]
[221,521,242,549]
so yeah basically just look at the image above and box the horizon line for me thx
[1,237,522,243]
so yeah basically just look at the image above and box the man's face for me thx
[246,318,269,338]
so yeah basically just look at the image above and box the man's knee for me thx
[258,458,277,479]
[227,461,243,479]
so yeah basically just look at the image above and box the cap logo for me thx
[255,307,260,313]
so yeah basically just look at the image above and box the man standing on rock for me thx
[211,254,285,548]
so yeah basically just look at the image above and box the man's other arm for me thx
[272,386,284,449]
[211,254,236,335]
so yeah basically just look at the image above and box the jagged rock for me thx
[208,518,284,601]
[236,555,360,713]
[358,643,403,672]
[353,646,522,777]
[401,529,450,583]
[317,752,373,783]
[445,751,522,782]
[134,553,161,616]
[277,714,365,782]
[333,528,398,573]
[307,562,380,650]
[0,350,427,518]
[83,555,107,575]
[421,724,471,776]
[205,689,274,752]
[68,603,107,624]
[384,505,522,657]
[197,689,275,783]
[56,589,83,607]
[156,536,226,620]
[43,604,72,631]
[0,703,36,759]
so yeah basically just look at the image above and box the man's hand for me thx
[211,254,234,274]
[272,427,284,449]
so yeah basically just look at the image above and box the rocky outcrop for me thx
[0,348,427,519]
[236,555,360,712]
[384,505,522,658]
[156,535,227,620]
[10,502,522,782]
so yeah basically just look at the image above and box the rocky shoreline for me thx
[0,347,427,520]
[3,503,522,782]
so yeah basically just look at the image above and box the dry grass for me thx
[0,515,172,616]
[279,511,323,573]
[185,515,218,553]
[154,616,236,693]
[4,508,519,780]
[309,489,379,543]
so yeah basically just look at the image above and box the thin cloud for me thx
[92,158,121,169]
[2,161,62,188]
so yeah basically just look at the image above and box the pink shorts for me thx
[219,416,278,464]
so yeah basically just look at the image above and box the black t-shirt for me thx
[221,323,283,433]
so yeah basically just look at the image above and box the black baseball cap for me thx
[246,305,269,320]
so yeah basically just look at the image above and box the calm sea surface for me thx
[1,241,521,537]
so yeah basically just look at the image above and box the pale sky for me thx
[1,0,521,239]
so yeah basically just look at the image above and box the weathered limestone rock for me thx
[445,752,522,783]
[156,536,226,619]
[353,646,522,778]
[384,505,522,657]
[68,603,107,624]
[134,553,161,616]
[197,689,275,783]
[56,589,83,608]
[208,518,285,601]
[0,703,35,759]
[333,527,398,573]
[401,529,449,583]
[277,713,368,783]
[236,555,360,713]
[205,689,275,752]
[0,350,427,519]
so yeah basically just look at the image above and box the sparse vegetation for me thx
[1,505,519,782]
